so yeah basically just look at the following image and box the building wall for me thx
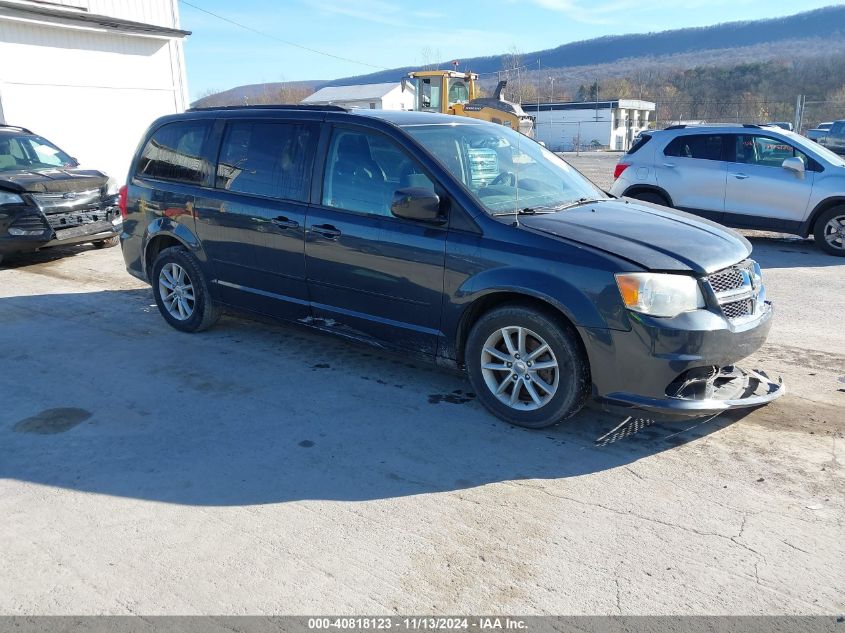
[0,1,187,181]
[533,109,613,151]
[533,107,653,151]
[29,0,181,29]
[382,86,414,111]
[303,85,414,111]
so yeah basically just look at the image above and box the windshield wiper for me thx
[492,207,555,216]
[552,197,610,211]
[492,198,611,216]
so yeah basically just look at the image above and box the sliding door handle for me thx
[310,224,341,240]
[271,216,299,229]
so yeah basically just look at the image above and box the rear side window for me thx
[626,133,651,155]
[137,121,212,185]
[831,122,845,136]
[664,134,723,161]
[216,120,318,201]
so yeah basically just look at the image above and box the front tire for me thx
[813,206,845,256]
[466,305,590,428]
[629,190,670,207]
[151,246,220,332]
[93,236,120,249]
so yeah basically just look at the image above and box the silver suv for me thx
[609,124,845,256]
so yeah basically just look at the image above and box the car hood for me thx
[0,168,108,194]
[517,199,752,275]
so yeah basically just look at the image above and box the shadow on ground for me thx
[0,288,750,506]
[745,233,843,269]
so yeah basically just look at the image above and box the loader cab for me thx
[408,71,477,114]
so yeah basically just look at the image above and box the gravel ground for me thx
[0,214,843,614]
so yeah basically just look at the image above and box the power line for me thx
[179,0,390,72]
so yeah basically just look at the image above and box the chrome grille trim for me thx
[31,189,102,212]
[706,259,764,322]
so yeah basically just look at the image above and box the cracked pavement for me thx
[0,230,843,614]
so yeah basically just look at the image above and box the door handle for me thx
[310,223,341,240]
[730,173,750,179]
[662,163,676,168]
[271,216,299,229]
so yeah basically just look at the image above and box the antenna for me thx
[514,129,521,227]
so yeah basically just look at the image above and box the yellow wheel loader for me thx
[404,70,534,137]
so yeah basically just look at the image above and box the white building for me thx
[0,0,190,181]
[523,99,656,151]
[301,82,415,111]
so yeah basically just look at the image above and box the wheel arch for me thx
[453,290,590,369]
[621,184,674,207]
[801,197,845,237]
[142,218,204,279]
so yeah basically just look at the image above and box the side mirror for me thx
[391,187,443,222]
[782,157,805,174]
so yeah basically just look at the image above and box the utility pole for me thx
[794,94,806,132]
[594,79,600,121]
[549,76,555,103]
[537,59,540,138]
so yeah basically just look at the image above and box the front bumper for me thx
[580,301,783,417]
[603,365,784,415]
[0,208,119,255]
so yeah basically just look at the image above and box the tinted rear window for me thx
[137,121,212,185]
[626,133,652,155]
[664,134,724,161]
[216,121,318,201]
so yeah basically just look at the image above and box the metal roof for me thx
[522,99,656,112]
[301,82,409,104]
[0,1,191,38]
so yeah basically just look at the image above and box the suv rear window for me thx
[216,121,318,201]
[626,133,652,155]
[664,134,723,161]
[137,121,212,185]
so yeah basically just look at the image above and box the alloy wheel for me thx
[823,214,845,251]
[480,326,560,411]
[158,262,195,321]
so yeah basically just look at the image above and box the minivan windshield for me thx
[402,122,606,214]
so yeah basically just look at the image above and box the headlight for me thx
[615,272,705,317]
[105,176,119,196]
[0,191,24,205]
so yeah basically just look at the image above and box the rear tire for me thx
[465,304,590,429]
[93,236,119,249]
[629,190,670,207]
[813,206,845,257]
[151,246,220,332]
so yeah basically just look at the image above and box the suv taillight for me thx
[118,185,128,218]
[614,163,630,180]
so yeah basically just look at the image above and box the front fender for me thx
[462,267,626,331]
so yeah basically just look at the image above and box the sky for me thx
[179,0,841,101]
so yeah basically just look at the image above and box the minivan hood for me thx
[517,199,751,275]
[0,168,107,194]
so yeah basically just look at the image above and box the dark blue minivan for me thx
[119,105,782,428]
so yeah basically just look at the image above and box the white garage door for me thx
[0,18,187,182]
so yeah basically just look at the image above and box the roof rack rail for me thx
[186,104,349,113]
[0,123,33,134]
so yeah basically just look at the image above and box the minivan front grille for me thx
[706,259,764,322]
